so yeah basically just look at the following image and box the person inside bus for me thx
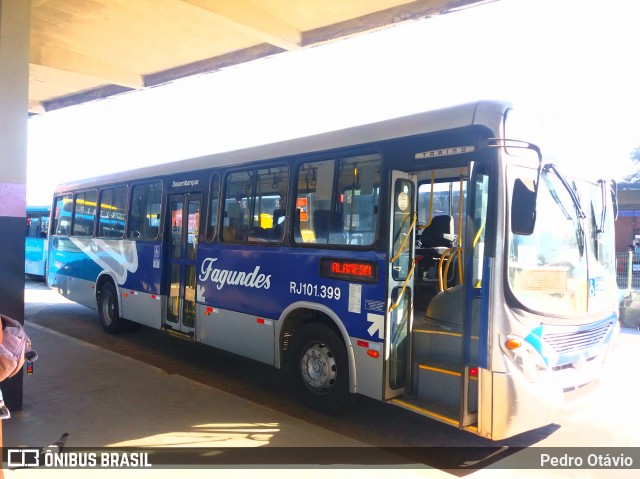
[271,193,287,240]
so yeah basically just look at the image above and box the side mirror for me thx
[511,178,537,235]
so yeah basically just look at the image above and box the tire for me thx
[98,282,125,333]
[289,323,352,413]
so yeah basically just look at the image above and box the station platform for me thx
[1,322,448,478]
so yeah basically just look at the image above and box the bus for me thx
[46,100,619,440]
[26,206,50,277]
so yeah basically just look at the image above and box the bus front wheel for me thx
[98,282,125,333]
[290,323,352,413]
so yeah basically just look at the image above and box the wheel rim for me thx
[101,289,115,326]
[300,341,337,394]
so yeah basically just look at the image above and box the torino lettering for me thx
[199,257,271,290]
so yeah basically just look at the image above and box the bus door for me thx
[165,193,201,335]
[460,161,493,432]
[384,171,417,398]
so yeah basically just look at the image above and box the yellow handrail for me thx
[418,171,436,231]
[389,259,415,312]
[389,212,417,313]
[390,213,417,264]
[438,246,464,292]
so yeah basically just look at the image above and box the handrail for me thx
[438,246,463,292]
[417,171,436,231]
[389,259,415,312]
[390,213,417,264]
[438,248,453,292]
[389,212,417,313]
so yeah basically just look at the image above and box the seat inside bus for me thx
[424,284,465,329]
[313,209,343,244]
[420,214,455,248]
[417,214,456,284]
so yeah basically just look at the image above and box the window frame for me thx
[221,164,290,245]
[293,152,382,249]
[128,180,163,241]
[97,184,129,239]
[71,189,98,237]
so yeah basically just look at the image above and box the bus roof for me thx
[53,100,509,193]
[27,205,51,213]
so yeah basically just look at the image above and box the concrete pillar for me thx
[0,0,31,411]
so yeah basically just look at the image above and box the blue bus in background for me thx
[26,206,50,277]
[46,101,620,440]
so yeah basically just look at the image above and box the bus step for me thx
[413,359,463,406]
[412,318,478,366]
[389,396,459,428]
[412,327,462,363]
[162,326,195,341]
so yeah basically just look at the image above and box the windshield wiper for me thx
[542,164,586,257]
[542,164,587,220]
[595,179,618,234]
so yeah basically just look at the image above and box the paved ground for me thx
[1,281,637,478]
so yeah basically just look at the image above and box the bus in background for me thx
[25,206,50,278]
[46,101,619,440]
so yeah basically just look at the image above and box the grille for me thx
[543,322,613,354]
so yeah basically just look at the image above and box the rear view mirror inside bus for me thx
[511,177,536,235]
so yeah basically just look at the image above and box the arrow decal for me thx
[367,313,384,340]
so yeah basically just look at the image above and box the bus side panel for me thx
[119,242,162,296]
[351,335,384,400]
[118,241,163,327]
[197,306,276,365]
[49,237,161,315]
[196,244,388,342]
[25,237,47,276]
[48,236,102,308]
[120,291,163,329]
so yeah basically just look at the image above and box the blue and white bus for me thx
[47,101,619,440]
[26,206,50,277]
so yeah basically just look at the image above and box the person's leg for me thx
[0,411,4,479]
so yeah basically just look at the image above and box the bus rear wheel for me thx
[290,323,351,413]
[98,282,125,333]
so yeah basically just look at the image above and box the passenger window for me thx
[418,177,467,240]
[223,171,251,242]
[222,166,289,243]
[98,185,128,238]
[27,212,49,238]
[129,182,162,240]
[53,194,73,236]
[72,190,97,237]
[295,154,381,246]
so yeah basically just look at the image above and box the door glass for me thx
[472,174,489,288]
[183,264,197,328]
[167,264,180,324]
[183,197,200,328]
[391,179,414,281]
[389,287,411,389]
[465,170,490,417]
[171,199,184,259]
[186,199,200,260]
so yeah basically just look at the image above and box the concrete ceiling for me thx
[29,0,492,114]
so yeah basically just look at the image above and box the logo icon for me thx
[8,449,40,468]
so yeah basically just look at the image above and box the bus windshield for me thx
[507,165,618,318]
